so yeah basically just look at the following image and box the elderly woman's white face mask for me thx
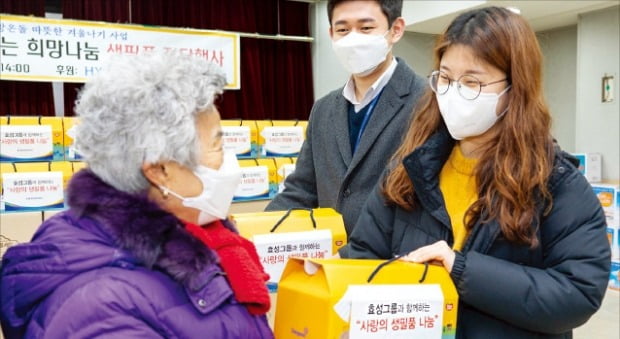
[161,150,241,225]
[152,109,242,225]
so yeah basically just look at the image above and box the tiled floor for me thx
[574,289,619,338]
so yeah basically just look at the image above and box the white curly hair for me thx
[74,52,226,193]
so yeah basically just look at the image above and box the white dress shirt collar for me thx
[342,57,398,113]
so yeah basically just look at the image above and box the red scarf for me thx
[185,220,270,315]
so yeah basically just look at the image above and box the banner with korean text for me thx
[0,14,240,89]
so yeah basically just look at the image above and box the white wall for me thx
[576,6,620,181]
[309,3,619,182]
[393,31,436,78]
[310,2,438,99]
[310,1,348,100]
[537,26,578,152]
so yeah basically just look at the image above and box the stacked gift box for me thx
[0,116,305,258]
[0,116,85,213]
[590,183,620,291]
[222,119,305,201]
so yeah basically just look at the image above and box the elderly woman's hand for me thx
[400,240,455,273]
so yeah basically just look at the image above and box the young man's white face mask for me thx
[331,30,391,76]
[160,150,242,225]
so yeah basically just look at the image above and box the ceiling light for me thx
[506,7,521,14]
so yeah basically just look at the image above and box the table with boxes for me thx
[0,116,307,256]
[221,119,306,201]
[572,151,620,290]
[1,116,85,258]
[591,183,620,291]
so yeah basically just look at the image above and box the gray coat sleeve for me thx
[339,182,395,259]
[452,170,611,334]
[265,104,319,211]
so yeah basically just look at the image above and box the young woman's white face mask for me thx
[437,84,511,140]
[434,45,511,141]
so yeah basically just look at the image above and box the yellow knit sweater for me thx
[439,145,478,251]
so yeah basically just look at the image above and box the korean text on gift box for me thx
[275,258,458,339]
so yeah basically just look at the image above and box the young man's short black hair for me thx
[327,0,403,27]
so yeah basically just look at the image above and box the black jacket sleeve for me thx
[451,168,611,334]
[339,182,395,259]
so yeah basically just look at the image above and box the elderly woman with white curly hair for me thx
[0,52,274,339]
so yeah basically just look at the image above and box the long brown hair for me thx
[384,7,554,247]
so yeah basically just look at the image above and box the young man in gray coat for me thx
[265,0,427,235]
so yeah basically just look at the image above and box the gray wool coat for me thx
[265,59,427,235]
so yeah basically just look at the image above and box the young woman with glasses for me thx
[339,6,611,338]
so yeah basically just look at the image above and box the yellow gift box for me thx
[295,120,308,136]
[13,161,50,172]
[5,161,66,211]
[236,159,276,200]
[0,162,15,211]
[1,116,64,161]
[232,208,347,256]
[232,208,347,330]
[62,117,83,160]
[71,161,88,173]
[49,161,74,189]
[273,157,295,192]
[275,258,458,339]
[221,119,258,158]
[258,120,305,158]
[255,120,273,150]
[255,158,278,198]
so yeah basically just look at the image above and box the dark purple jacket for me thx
[0,170,273,339]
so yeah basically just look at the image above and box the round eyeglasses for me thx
[429,70,508,100]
